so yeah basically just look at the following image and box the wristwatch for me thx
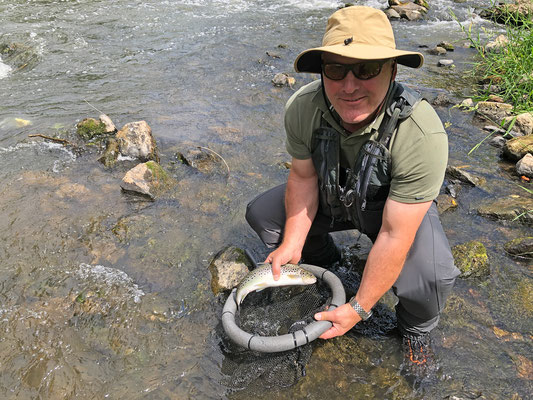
[349,297,373,320]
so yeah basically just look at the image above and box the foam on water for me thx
[0,56,12,79]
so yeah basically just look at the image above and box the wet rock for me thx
[489,135,506,148]
[98,138,119,168]
[445,182,462,198]
[504,237,533,259]
[266,51,281,59]
[120,161,173,199]
[208,246,252,295]
[483,125,505,134]
[438,59,454,67]
[116,121,159,162]
[384,8,401,19]
[437,41,454,51]
[436,194,458,214]
[0,42,40,71]
[516,153,533,178]
[487,94,505,103]
[503,135,533,161]
[432,93,452,107]
[446,165,485,186]
[503,112,533,136]
[390,2,427,20]
[476,101,513,122]
[452,241,489,278]
[176,147,227,175]
[99,114,116,133]
[427,46,447,56]
[76,118,107,140]
[272,72,295,88]
[477,196,533,225]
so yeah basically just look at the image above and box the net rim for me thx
[222,264,346,353]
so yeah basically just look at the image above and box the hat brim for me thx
[294,44,424,73]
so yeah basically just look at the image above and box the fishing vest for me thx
[311,82,422,241]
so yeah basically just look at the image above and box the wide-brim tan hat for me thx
[295,6,424,73]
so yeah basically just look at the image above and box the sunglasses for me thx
[322,60,387,81]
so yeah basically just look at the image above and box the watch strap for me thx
[349,297,373,320]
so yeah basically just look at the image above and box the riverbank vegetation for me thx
[453,0,533,113]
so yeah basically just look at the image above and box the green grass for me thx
[451,5,533,113]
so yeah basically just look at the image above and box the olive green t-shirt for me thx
[284,79,448,204]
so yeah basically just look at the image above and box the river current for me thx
[0,0,531,399]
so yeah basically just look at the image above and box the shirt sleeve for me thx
[388,101,448,204]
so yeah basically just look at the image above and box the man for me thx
[245,6,459,372]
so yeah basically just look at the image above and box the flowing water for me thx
[0,0,531,398]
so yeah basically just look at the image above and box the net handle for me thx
[222,264,346,353]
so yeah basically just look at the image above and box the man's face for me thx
[322,54,396,132]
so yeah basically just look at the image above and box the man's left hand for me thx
[314,303,361,339]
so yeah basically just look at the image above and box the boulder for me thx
[503,135,533,161]
[208,246,252,295]
[98,138,119,168]
[428,46,447,56]
[477,196,533,225]
[390,4,426,21]
[99,114,116,133]
[120,161,173,199]
[446,165,485,186]
[272,72,295,88]
[176,147,227,175]
[116,121,159,162]
[503,112,533,136]
[516,153,533,178]
[452,241,489,278]
[504,237,533,259]
[76,118,107,140]
[476,101,513,122]
[384,8,401,19]
[436,194,458,214]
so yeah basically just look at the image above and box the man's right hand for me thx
[264,244,302,280]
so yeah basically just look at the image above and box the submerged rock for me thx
[477,196,533,225]
[77,118,107,140]
[209,246,252,295]
[272,72,295,88]
[504,237,533,259]
[120,161,174,199]
[452,241,489,278]
[98,138,119,168]
[436,194,458,214]
[116,121,159,162]
[445,165,485,186]
[503,135,533,161]
[176,147,227,175]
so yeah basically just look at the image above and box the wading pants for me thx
[245,184,460,336]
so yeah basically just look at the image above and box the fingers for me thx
[314,304,360,340]
[263,254,281,281]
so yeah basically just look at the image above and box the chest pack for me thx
[311,82,422,241]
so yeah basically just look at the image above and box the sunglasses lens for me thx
[323,64,348,80]
[323,61,384,80]
[356,61,382,80]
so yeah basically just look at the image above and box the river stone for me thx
[209,246,252,294]
[476,101,513,122]
[116,121,159,162]
[459,98,474,109]
[504,237,533,259]
[120,161,172,199]
[384,8,401,19]
[428,46,447,55]
[489,135,506,148]
[477,196,533,225]
[445,165,484,186]
[436,194,458,214]
[99,113,116,133]
[272,72,295,88]
[516,153,533,178]
[77,118,107,140]
[98,138,119,168]
[452,241,489,278]
[432,93,452,107]
[390,4,425,21]
[176,147,226,175]
[503,135,533,161]
[503,112,533,136]
[438,59,454,67]
[438,41,454,51]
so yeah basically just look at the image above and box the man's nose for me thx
[342,70,360,92]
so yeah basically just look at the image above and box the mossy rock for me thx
[452,240,490,278]
[77,118,108,141]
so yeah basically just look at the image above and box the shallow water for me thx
[0,0,531,399]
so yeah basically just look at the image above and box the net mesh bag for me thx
[219,280,331,390]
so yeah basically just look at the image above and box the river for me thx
[0,0,531,399]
